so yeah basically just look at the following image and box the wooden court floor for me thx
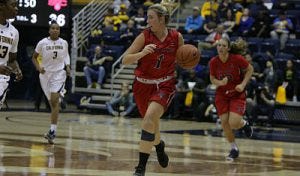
[0,111,299,176]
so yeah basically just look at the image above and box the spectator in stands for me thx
[233,3,243,26]
[252,84,275,127]
[172,70,206,119]
[250,10,271,38]
[184,6,204,34]
[113,0,131,14]
[131,6,147,30]
[83,45,113,89]
[120,20,139,48]
[217,0,233,22]
[245,52,261,98]
[103,7,122,31]
[144,0,154,8]
[282,60,297,101]
[106,82,136,117]
[118,4,130,30]
[161,0,178,13]
[198,24,229,50]
[262,60,277,95]
[219,9,235,34]
[203,19,217,34]
[201,0,219,21]
[236,8,255,37]
[270,10,293,50]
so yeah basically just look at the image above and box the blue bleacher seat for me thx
[200,49,215,65]
[247,37,263,53]
[274,52,295,60]
[285,39,300,54]
[102,30,121,45]
[261,38,280,55]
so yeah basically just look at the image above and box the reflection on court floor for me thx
[0,111,299,175]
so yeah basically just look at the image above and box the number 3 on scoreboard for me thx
[155,54,164,69]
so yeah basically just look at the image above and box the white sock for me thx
[50,124,57,132]
[231,142,238,151]
[242,120,247,127]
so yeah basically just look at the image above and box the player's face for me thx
[1,0,18,19]
[147,9,164,32]
[49,24,60,39]
[217,39,230,55]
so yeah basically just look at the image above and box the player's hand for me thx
[235,83,245,92]
[0,65,13,76]
[39,67,46,74]
[142,44,156,55]
[14,69,23,81]
[220,77,228,86]
[66,66,71,77]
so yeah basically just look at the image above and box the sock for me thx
[50,124,57,133]
[241,119,247,128]
[155,141,163,151]
[138,152,150,168]
[231,142,238,151]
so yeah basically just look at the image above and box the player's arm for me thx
[210,74,228,87]
[178,32,184,47]
[238,64,253,90]
[32,51,45,74]
[64,41,71,76]
[209,60,228,87]
[8,53,22,81]
[122,33,155,65]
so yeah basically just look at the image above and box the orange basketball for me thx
[176,44,200,69]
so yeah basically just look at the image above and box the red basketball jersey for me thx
[134,28,179,79]
[209,54,249,96]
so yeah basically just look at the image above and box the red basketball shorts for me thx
[133,78,176,118]
[215,93,246,116]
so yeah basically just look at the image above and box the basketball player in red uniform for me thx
[122,3,184,176]
[209,38,253,160]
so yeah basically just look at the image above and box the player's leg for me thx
[229,98,253,138]
[134,101,164,176]
[220,113,240,160]
[0,78,9,110]
[153,119,169,168]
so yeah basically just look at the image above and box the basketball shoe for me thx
[241,121,253,138]
[133,166,145,176]
[226,148,239,161]
[155,140,169,168]
[44,130,56,144]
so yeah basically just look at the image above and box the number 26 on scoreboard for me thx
[49,13,66,27]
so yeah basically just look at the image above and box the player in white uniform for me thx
[0,0,22,109]
[32,22,71,144]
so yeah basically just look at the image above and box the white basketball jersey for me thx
[0,22,19,66]
[35,37,70,72]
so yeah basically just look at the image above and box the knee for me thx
[228,119,240,129]
[221,120,230,129]
[83,66,89,72]
[99,66,105,72]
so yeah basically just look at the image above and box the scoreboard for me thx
[13,0,70,28]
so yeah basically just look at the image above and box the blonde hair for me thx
[148,3,170,24]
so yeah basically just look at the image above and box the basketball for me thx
[176,44,200,69]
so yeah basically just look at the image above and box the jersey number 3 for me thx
[53,51,58,59]
[155,54,164,69]
[0,45,8,59]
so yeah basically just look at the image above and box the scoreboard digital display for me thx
[13,0,70,28]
